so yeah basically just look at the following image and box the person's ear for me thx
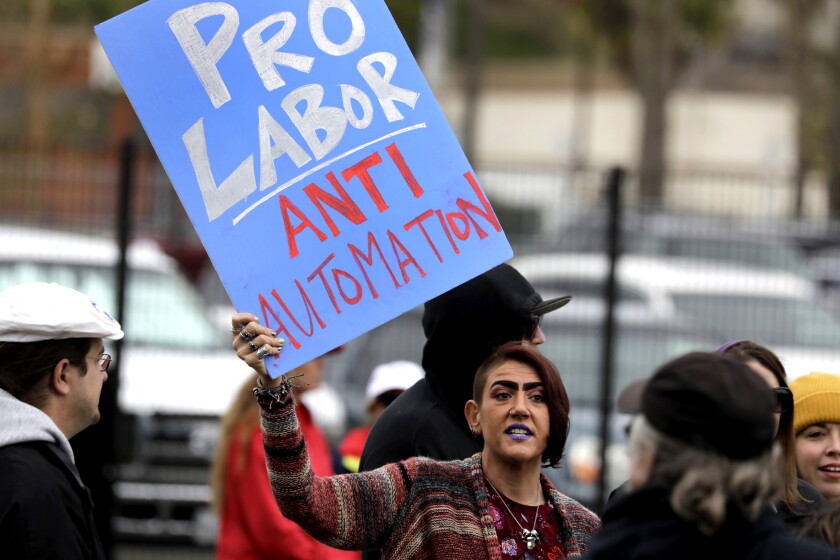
[50,359,72,396]
[464,400,481,436]
[629,443,656,491]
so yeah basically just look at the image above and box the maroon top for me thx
[486,481,567,559]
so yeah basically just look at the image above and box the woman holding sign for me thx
[231,312,600,559]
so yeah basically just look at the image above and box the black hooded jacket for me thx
[359,263,543,470]
[585,486,840,560]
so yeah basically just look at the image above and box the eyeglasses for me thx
[526,315,542,341]
[94,353,112,372]
[773,386,793,414]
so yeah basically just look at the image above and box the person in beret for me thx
[0,282,124,560]
[585,352,840,560]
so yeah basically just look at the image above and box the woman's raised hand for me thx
[230,312,285,386]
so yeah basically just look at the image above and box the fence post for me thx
[71,138,135,558]
[596,166,624,511]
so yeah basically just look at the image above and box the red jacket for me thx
[217,402,359,560]
[338,425,371,473]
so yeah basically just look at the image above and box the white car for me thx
[0,225,346,545]
[513,252,840,379]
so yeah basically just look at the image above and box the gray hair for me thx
[628,416,781,535]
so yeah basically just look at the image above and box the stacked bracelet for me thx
[253,376,292,408]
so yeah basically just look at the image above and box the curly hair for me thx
[629,416,781,535]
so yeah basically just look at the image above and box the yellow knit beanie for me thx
[790,372,840,435]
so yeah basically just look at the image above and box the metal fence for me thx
[2,141,840,550]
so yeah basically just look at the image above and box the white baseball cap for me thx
[0,282,124,342]
[365,360,425,401]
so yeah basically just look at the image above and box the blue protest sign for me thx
[96,0,513,376]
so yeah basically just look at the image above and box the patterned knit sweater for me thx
[260,394,601,560]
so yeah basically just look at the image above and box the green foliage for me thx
[0,0,144,24]
[570,0,733,76]
[450,0,593,60]
[386,0,422,53]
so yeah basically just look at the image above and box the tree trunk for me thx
[632,0,676,208]
[462,0,484,165]
[26,0,50,148]
[418,0,452,95]
[789,0,812,218]
[828,3,840,218]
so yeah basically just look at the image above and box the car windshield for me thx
[672,294,840,348]
[0,261,225,349]
[634,236,804,273]
[556,214,806,275]
[539,323,713,406]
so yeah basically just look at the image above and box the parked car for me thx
[542,209,813,279]
[0,225,346,546]
[513,252,840,379]
[807,246,840,294]
[535,298,717,507]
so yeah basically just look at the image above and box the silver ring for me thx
[239,330,253,341]
[248,340,258,352]
[229,326,243,334]
[256,346,270,360]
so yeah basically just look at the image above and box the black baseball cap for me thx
[531,295,572,316]
[618,352,775,460]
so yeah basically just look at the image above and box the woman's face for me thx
[466,360,550,469]
[796,422,840,503]
[745,359,782,435]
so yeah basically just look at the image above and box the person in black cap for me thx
[359,263,570,471]
[585,352,840,560]
[614,340,825,532]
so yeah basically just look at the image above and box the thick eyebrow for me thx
[489,380,544,391]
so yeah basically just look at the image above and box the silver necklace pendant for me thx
[522,529,539,550]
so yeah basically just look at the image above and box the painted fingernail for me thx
[253,316,259,322]
[277,338,285,345]
[270,331,277,337]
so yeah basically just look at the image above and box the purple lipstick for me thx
[505,423,533,441]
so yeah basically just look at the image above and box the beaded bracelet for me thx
[253,375,292,408]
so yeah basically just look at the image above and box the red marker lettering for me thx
[280,195,327,259]
[303,171,367,238]
[342,152,389,213]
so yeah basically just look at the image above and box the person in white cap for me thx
[0,282,123,560]
[338,361,425,473]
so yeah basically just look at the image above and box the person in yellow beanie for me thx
[792,372,840,504]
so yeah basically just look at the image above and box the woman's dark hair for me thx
[796,504,840,549]
[0,338,91,408]
[719,340,788,388]
[366,389,404,415]
[472,341,570,467]
[718,339,803,508]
